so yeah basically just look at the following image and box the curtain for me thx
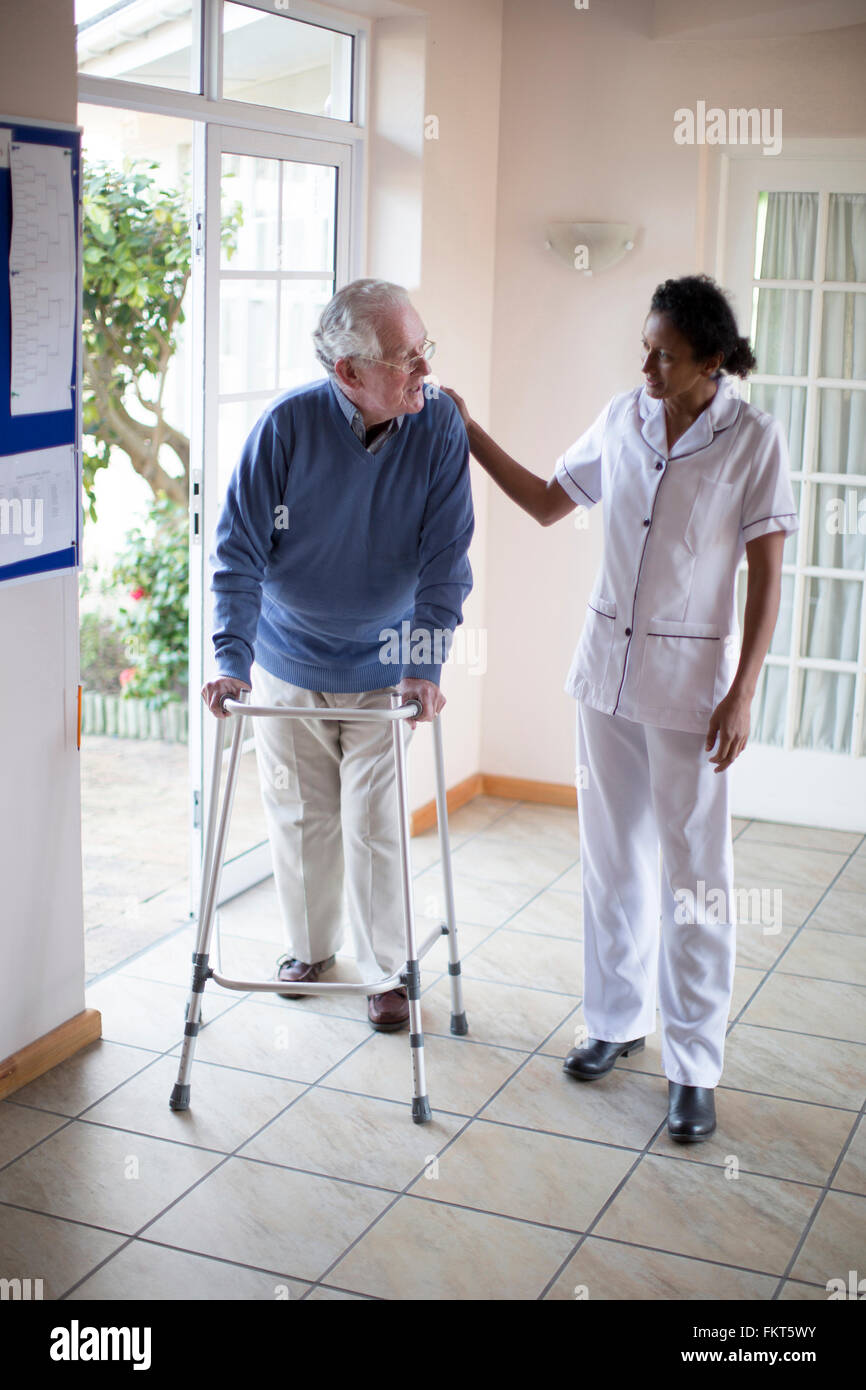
[751,191,866,755]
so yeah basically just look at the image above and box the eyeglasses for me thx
[359,339,436,373]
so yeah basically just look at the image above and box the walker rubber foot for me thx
[412,1095,432,1124]
[169,1084,190,1112]
[450,1011,468,1036]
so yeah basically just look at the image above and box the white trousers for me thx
[576,699,736,1088]
[249,661,414,983]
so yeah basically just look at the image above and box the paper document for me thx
[0,445,77,567]
[9,141,76,416]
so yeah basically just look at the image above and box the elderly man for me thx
[201,279,474,1031]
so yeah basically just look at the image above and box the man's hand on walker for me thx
[202,676,251,719]
[705,688,751,773]
[397,677,444,729]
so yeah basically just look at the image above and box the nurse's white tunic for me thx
[555,383,799,1088]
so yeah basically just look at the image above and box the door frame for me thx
[188,121,357,911]
[716,141,866,831]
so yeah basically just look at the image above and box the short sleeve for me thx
[741,417,800,542]
[553,398,612,509]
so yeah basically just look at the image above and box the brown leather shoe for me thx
[274,954,336,999]
[367,987,409,1032]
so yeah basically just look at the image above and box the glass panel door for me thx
[190,123,351,907]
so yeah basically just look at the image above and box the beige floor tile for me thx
[144,1156,391,1283]
[173,998,370,1083]
[85,975,237,1052]
[650,1087,856,1184]
[595,1154,819,1274]
[239,1087,464,1189]
[0,1104,70,1166]
[478,803,580,856]
[443,796,522,838]
[737,822,863,855]
[507,889,583,941]
[4,1041,160,1119]
[408,1118,634,1230]
[544,1236,778,1300]
[447,836,577,891]
[832,1116,866,1196]
[808,890,866,938]
[730,965,766,1017]
[306,1284,378,1300]
[733,842,849,892]
[0,1205,125,1299]
[413,866,539,927]
[421,919,496,973]
[327,1193,576,1299]
[735,922,795,971]
[72,1239,309,1300]
[722,1023,866,1109]
[550,862,581,893]
[420,975,578,1052]
[740,975,866,1044]
[835,851,866,896]
[83,1056,304,1153]
[790,1190,866,1287]
[121,928,269,1002]
[776,1278,836,1300]
[0,1121,222,1233]
[776,928,866,988]
[461,928,582,995]
[767,882,833,930]
[323,1030,525,1116]
[481,1054,667,1150]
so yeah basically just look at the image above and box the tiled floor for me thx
[2,797,865,1300]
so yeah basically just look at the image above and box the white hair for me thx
[313,278,411,372]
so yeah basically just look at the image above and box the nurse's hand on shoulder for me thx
[705,688,751,773]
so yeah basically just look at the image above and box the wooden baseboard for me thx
[410,771,575,835]
[0,1008,102,1101]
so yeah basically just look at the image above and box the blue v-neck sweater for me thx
[209,379,475,691]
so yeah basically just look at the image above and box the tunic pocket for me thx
[684,476,736,556]
[638,617,721,713]
[577,596,617,684]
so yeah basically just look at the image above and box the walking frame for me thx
[170,690,469,1124]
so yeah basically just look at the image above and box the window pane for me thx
[76,0,197,92]
[809,482,866,572]
[752,288,811,375]
[825,194,866,283]
[222,156,336,273]
[784,480,801,565]
[796,670,855,754]
[770,574,795,656]
[821,292,866,380]
[220,280,279,394]
[757,191,818,280]
[222,2,353,121]
[816,388,866,475]
[802,577,862,663]
[278,280,332,391]
[218,399,273,501]
[747,384,807,470]
[752,665,787,747]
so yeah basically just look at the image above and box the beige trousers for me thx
[249,660,414,982]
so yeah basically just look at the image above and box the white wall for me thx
[480,0,866,786]
[0,0,86,1061]
[367,0,503,809]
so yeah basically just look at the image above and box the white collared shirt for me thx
[554,382,799,734]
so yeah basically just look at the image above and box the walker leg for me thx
[391,696,431,1123]
[432,714,468,1036]
[170,699,248,1111]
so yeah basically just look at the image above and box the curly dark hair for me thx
[649,274,757,379]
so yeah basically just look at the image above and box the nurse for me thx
[444,275,798,1142]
